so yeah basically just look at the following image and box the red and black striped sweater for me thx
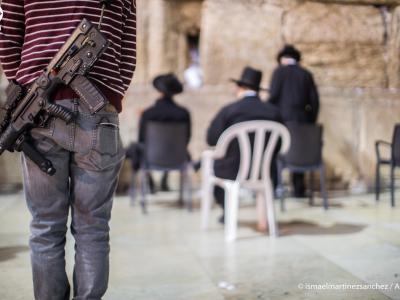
[0,0,136,112]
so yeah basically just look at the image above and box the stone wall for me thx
[200,0,284,86]
[199,0,389,87]
[1,0,399,192]
[131,0,400,190]
[135,0,203,83]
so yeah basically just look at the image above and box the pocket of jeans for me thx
[30,120,56,153]
[88,121,122,170]
[97,123,119,155]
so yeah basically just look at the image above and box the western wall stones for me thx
[283,2,387,88]
[283,2,384,44]
[1,0,399,190]
[201,0,284,86]
[388,6,400,89]
[0,154,22,191]
[122,0,399,190]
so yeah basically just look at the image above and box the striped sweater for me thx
[0,0,136,112]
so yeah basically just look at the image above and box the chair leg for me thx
[264,181,278,237]
[182,166,193,212]
[140,170,149,214]
[277,161,285,212]
[201,178,213,230]
[201,152,215,229]
[376,162,381,202]
[391,165,395,207]
[178,171,184,206]
[309,171,314,206]
[225,182,240,242]
[129,171,137,206]
[256,192,267,232]
[320,164,328,210]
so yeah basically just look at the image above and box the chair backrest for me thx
[144,121,189,170]
[213,120,290,187]
[284,122,323,167]
[392,123,400,166]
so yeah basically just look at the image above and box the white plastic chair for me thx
[201,120,291,242]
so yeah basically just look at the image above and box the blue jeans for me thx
[21,99,125,300]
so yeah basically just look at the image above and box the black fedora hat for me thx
[230,66,266,91]
[277,44,301,63]
[153,73,183,96]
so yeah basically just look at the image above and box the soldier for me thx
[0,1,136,299]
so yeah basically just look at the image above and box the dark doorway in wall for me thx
[187,31,200,66]
[164,0,204,75]
[184,30,203,89]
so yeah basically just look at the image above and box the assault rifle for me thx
[0,18,109,175]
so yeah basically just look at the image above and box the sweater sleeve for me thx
[309,73,320,123]
[120,0,136,91]
[0,0,25,81]
[207,108,228,146]
[186,110,191,144]
[267,68,282,105]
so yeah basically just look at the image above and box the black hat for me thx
[153,73,183,96]
[230,67,265,91]
[277,44,301,63]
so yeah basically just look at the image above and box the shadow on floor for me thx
[0,246,29,262]
[239,220,366,236]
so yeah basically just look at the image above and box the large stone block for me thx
[201,0,284,85]
[357,91,400,184]
[318,0,400,4]
[283,2,384,44]
[146,0,169,80]
[388,6,400,89]
[283,2,386,88]
[298,43,386,88]
[318,88,361,187]
[132,0,151,84]
[317,87,400,188]
[0,153,22,191]
[135,0,204,83]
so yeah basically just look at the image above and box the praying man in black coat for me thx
[207,67,282,223]
[268,44,320,197]
[129,73,191,192]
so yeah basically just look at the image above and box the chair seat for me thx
[212,175,268,191]
[277,123,328,211]
[138,121,193,213]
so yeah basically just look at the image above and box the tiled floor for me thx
[0,190,399,300]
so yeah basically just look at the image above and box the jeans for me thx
[21,99,125,300]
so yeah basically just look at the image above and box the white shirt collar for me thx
[285,58,297,65]
[241,90,258,98]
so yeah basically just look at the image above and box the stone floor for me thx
[0,189,399,300]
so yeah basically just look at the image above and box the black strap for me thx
[98,0,112,29]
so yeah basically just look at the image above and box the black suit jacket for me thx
[139,96,191,144]
[268,64,319,123]
[207,95,282,180]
